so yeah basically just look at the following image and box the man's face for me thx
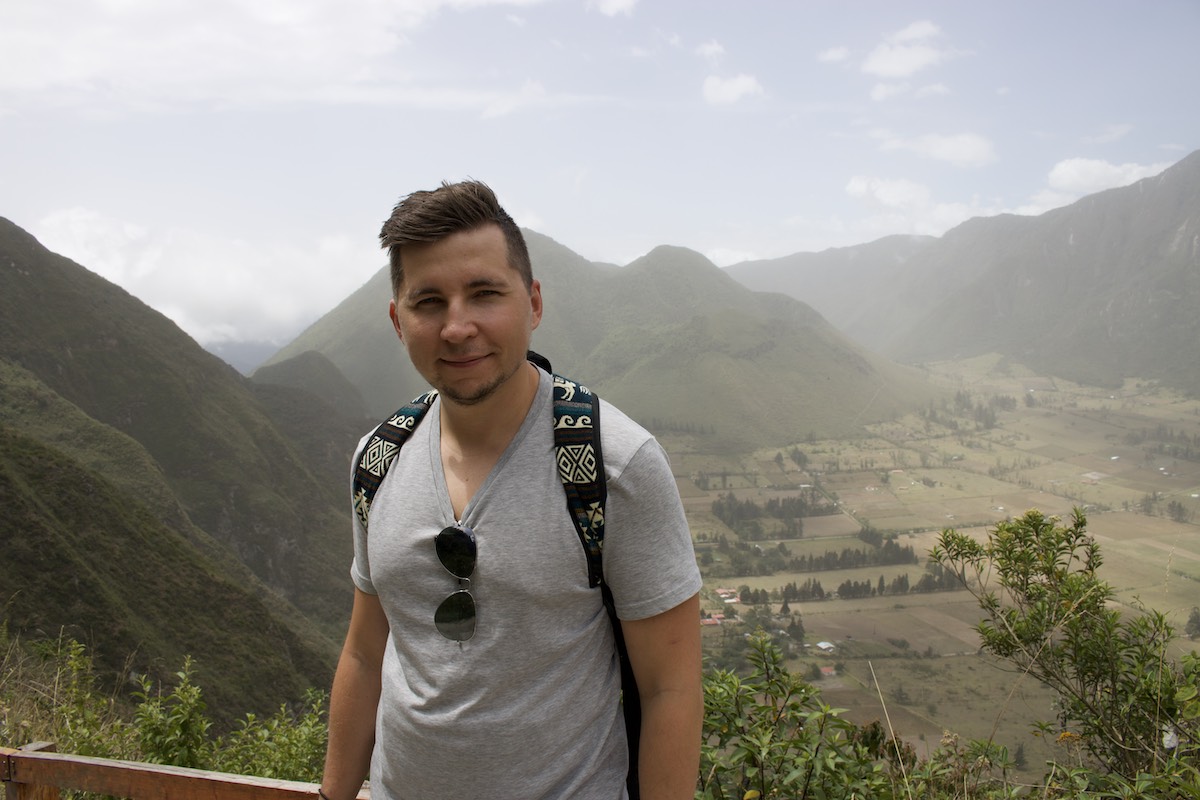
[388,224,542,407]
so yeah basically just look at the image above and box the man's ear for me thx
[388,299,404,342]
[529,279,543,332]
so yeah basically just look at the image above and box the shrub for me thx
[932,508,1200,783]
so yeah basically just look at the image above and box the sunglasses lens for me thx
[435,589,476,641]
[436,526,476,579]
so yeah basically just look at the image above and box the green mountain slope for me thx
[0,219,357,716]
[0,218,351,628]
[0,409,334,718]
[267,236,941,450]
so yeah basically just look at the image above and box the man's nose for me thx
[441,300,477,341]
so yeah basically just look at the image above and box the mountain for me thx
[725,234,937,346]
[725,150,1200,394]
[0,218,352,717]
[266,234,941,450]
[889,151,1200,391]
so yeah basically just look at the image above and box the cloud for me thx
[589,0,637,16]
[878,132,997,167]
[703,74,764,104]
[695,39,725,61]
[34,207,381,345]
[861,20,958,79]
[845,176,932,210]
[0,0,549,114]
[1046,157,1173,195]
[870,82,910,102]
[844,174,1002,239]
[817,46,850,63]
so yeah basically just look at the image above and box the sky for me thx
[1,0,1196,348]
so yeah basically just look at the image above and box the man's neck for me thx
[438,362,541,456]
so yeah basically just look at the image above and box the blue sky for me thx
[1,0,1195,346]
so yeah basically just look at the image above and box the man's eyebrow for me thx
[404,276,508,300]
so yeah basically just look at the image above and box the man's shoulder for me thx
[595,397,660,472]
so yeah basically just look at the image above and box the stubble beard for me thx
[437,357,525,407]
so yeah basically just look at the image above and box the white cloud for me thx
[589,0,637,16]
[845,175,1002,239]
[879,132,997,167]
[1046,157,1173,195]
[845,176,932,210]
[34,207,381,345]
[695,39,725,61]
[870,82,910,102]
[861,20,957,79]
[703,74,764,104]
[0,0,549,114]
[891,21,941,42]
[817,46,850,63]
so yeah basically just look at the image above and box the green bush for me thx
[933,508,1200,789]
[699,630,891,799]
[1,628,328,785]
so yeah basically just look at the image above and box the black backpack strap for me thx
[549,371,642,800]
[352,390,437,530]
[550,373,606,587]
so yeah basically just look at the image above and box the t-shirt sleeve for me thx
[601,437,701,620]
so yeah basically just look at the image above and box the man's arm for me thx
[621,592,703,800]
[321,587,390,800]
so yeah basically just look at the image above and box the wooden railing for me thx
[1,743,369,800]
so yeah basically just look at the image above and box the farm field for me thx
[668,356,1200,777]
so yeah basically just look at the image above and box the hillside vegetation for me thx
[0,219,351,718]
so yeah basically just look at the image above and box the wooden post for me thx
[5,742,60,800]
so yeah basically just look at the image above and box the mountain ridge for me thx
[723,149,1200,393]
[267,232,941,450]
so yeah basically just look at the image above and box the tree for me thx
[1188,607,1200,640]
[932,508,1200,779]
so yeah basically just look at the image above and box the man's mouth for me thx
[441,354,489,367]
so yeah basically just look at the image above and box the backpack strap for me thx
[547,370,641,800]
[550,373,606,588]
[352,390,437,530]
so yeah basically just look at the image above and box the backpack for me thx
[351,352,642,800]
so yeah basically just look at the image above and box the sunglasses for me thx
[434,525,477,641]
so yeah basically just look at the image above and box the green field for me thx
[670,355,1200,779]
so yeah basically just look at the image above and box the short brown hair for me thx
[379,180,533,297]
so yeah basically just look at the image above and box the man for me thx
[320,180,702,800]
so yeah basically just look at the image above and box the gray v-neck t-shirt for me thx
[351,369,701,799]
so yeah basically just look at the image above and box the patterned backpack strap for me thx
[551,373,607,588]
[549,370,641,799]
[352,390,438,530]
